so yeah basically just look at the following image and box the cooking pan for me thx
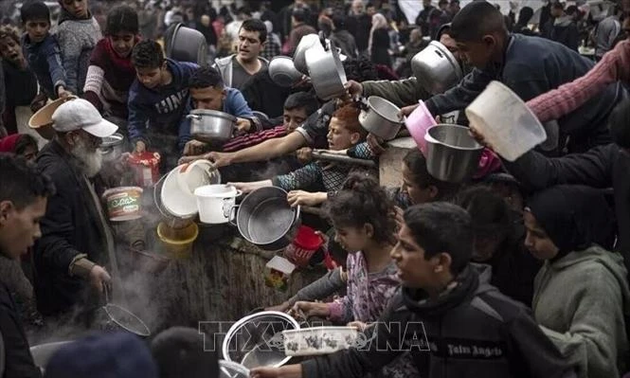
[305,38,347,101]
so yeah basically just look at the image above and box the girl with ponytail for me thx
[292,172,418,378]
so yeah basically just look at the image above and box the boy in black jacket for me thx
[252,203,576,378]
[0,155,55,378]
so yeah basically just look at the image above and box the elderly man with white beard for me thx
[34,99,118,325]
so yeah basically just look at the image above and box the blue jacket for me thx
[21,33,67,100]
[179,87,255,147]
[425,34,625,152]
[127,59,199,146]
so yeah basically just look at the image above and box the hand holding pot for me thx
[400,104,419,118]
[287,190,327,207]
[366,134,386,155]
[292,301,330,318]
[344,80,363,98]
[468,124,496,151]
[235,117,252,134]
[296,147,313,164]
[265,301,292,313]
[228,179,272,194]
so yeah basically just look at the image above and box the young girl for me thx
[83,5,140,130]
[293,173,418,378]
[525,185,629,378]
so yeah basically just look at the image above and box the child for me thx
[56,0,102,95]
[151,327,219,378]
[0,134,39,162]
[293,173,419,378]
[231,104,374,208]
[20,1,69,101]
[0,25,38,134]
[388,149,461,209]
[83,5,140,128]
[525,185,628,378]
[128,40,199,167]
[252,202,575,378]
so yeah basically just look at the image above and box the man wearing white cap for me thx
[34,99,118,323]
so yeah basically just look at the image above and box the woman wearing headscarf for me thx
[524,185,629,378]
[368,13,391,67]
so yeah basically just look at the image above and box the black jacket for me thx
[503,144,630,275]
[301,265,575,378]
[0,281,41,378]
[424,34,625,153]
[34,140,109,316]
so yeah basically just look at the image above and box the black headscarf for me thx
[526,185,616,258]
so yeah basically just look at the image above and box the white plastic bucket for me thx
[465,81,547,162]
[194,185,242,224]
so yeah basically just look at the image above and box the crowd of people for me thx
[1,0,630,377]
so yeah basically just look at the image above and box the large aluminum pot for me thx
[98,133,125,162]
[222,311,300,369]
[165,23,208,66]
[306,41,347,101]
[268,56,303,87]
[187,109,237,143]
[293,33,322,74]
[234,187,301,251]
[411,41,463,95]
[425,125,483,183]
[358,96,403,140]
[30,341,73,372]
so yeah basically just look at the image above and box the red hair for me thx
[331,104,365,135]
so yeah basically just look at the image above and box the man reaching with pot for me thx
[0,154,53,378]
[35,99,118,325]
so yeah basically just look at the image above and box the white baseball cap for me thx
[52,99,118,138]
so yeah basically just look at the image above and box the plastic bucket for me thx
[405,100,437,153]
[284,225,323,267]
[102,187,143,222]
[465,81,547,162]
[194,185,241,224]
[157,222,199,259]
[128,152,161,187]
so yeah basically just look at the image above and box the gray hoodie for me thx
[533,245,630,378]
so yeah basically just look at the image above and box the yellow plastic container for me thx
[157,221,199,260]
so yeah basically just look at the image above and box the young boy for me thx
[128,40,199,167]
[56,0,102,95]
[0,25,39,134]
[251,203,577,378]
[20,1,69,102]
[231,104,374,208]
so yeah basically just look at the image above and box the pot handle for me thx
[228,205,239,227]
[186,114,201,120]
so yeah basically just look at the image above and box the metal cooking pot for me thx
[30,341,73,373]
[233,187,301,251]
[222,311,300,369]
[98,133,125,162]
[293,33,323,75]
[411,41,463,95]
[269,56,303,87]
[424,125,483,183]
[306,40,347,101]
[165,23,208,66]
[187,109,237,143]
[358,96,404,140]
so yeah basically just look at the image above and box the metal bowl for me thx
[269,56,303,87]
[99,133,125,162]
[187,109,237,143]
[222,311,300,369]
[219,360,250,378]
[425,125,483,183]
[165,23,208,66]
[358,96,403,140]
[411,41,463,95]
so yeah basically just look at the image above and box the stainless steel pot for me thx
[269,56,303,87]
[306,40,347,101]
[165,23,208,65]
[234,187,301,251]
[222,311,300,369]
[425,125,483,183]
[411,41,463,95]
[293,33,323,75]
[358,96,403,140]
[98,133,125,162]
[187,109,237,143]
